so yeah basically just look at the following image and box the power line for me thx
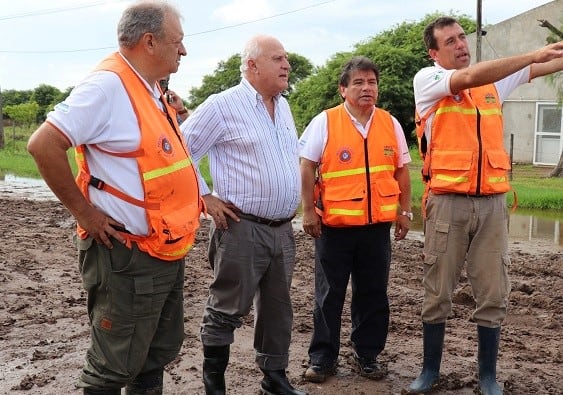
[0,46,116,54]
[0,0,129,21]
[187,0,336,36]
[0,0,337,54]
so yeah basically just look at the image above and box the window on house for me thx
[534,104,562,165]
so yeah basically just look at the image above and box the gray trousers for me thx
[200,218,296,370]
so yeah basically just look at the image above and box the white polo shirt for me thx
[47,53,164,235]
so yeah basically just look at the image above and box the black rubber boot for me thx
[83,388,120,395]
[260,369,307,395]
[203,345,230,395]
[477,326,502,395]
[405,322,446,394]
[125,368,164,394]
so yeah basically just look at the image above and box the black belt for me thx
[110,224,182,244]
[465,194,496,198]
[237,212,294,227]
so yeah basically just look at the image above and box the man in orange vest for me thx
[406,16,563,395]
[299,56,412,383]
[27,2,201,394]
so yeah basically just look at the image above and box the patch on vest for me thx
[485,93,496,104]
[383,146,395,157]
[453,94,462,103]
[337,147,352,163]
[158,135,173,156]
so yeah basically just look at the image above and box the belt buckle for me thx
[267,219,280,226]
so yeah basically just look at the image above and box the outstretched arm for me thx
[450,41,563,93]
[530,57,563,79]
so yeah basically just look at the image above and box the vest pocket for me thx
[140,202,200,260]
[322,182,365,226]
[481,150,511,194]
[156,203,199,243]
[324,181,364,201]
[430,150,473,193]
[371,178,401,222]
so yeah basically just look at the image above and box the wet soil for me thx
[0,197,561,394]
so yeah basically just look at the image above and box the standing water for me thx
[1,174,561,250]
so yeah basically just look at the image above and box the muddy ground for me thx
[0,197,561,395]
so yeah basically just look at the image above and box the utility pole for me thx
[476,0,483,62]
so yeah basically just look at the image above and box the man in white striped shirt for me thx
[181,34,305,395]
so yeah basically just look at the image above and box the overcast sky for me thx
[0,0,557,97]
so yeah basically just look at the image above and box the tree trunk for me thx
[549,150,563,177]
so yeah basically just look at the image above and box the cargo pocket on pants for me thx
[501,254,511,299]
[77,237,97,289]
[429,221,450,254]
[91,313,136,377]
[422,253,439,294]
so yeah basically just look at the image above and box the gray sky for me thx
[0,0,556,96]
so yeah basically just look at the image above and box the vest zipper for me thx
[363,138,373,223]
[476,107,482,196]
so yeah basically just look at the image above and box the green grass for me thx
[1,125,561,212]
[0,125,40,177]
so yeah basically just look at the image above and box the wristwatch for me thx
[400,210,414,221]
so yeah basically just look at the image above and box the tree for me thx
[186,52,314,109]
[1,89,33,108]
[4,102,40,127]
[1,88,36,149]
[289,52,350,133]
[289,13,476,139]
[540,18,563,177]
[31,84,62,122]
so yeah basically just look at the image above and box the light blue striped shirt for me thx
[181,78,301,220]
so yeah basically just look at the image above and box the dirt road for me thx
[0,197,561,394]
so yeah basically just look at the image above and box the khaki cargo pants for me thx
[421,192,511,328]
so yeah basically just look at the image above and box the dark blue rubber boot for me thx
[406,322,446,394]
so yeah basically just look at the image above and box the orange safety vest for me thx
[316,104,401,227]
[75,53,202,261]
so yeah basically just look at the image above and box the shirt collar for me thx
[343,102,375,124]
[117,52,161,100]
[240,77,281,107]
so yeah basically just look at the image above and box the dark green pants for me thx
[76,237,185,390]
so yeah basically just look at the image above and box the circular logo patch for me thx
[337,147,352,163]
[158,135,173,156]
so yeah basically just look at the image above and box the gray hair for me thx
[239,35,264,76]
[117,1,181,48]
